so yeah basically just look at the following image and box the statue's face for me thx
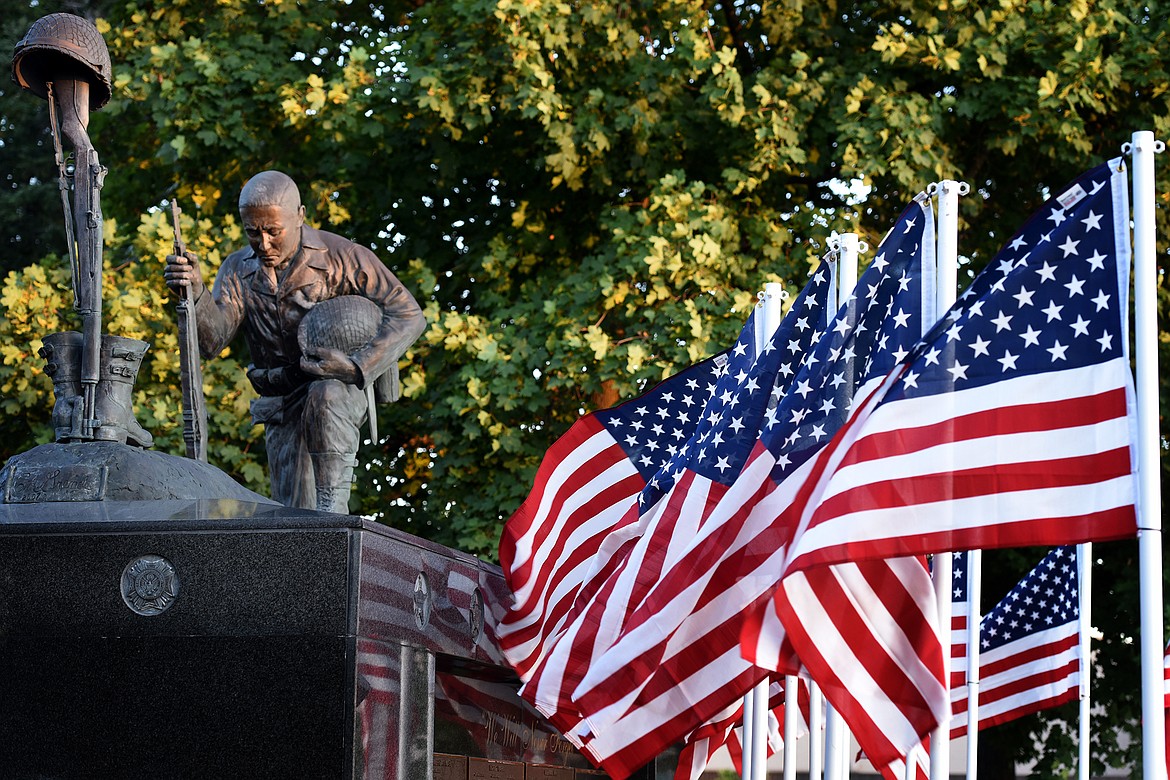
[240,203,304,268]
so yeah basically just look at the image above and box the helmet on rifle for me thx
[12,13,112,110]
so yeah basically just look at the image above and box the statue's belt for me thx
[246,364,310,397]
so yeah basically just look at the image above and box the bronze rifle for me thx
[170,201,208,462]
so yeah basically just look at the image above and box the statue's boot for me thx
[310,451,355,514]
[41,331,154,447]
[94,335,154,447]
[40,331,85,441]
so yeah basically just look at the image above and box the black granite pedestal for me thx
[0,501,675,779]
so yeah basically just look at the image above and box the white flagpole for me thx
[823,234,860,780]
[1077,542,1092,780]
[751,681,769,780]
[783,676,799,780]
[931,178,967,779]
[904,746,919,780]
[809,683,825,780]
[744,282,787,780]
[1128,130,1166,780]
[744,687,762,780]
[965,549,982,778]
[743,684,757,780]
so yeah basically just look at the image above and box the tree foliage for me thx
[2,0,1169,771]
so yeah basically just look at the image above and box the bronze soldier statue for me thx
[164,171,426,513]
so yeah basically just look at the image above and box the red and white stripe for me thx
[543,437,940,776]
[783,363,1137,574]
[950,623,1079,738]
[497,415,643,677]
[521,469,729,736]
[769,558,946,772]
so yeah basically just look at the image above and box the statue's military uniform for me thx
[194,224,425,511]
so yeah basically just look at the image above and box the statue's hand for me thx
[300,347,360,384]
[164,251,205,298]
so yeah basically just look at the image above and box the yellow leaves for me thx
[587,127,611,154]
[687,234,722,265]
[280,92,302,119]
[545,121,583,190]
[305,73,327,111]
[466,376,485,401]
[1038,71,1059,100]
[607,280,632,307]
[279,73,355,127]
[976,52,1003,79]
[323,199,351,225]
[872,24,910,62]
[625,342,648,374]
[643,235,682,276]
[189,185,222,210]
[583,325,610,360]
[400,367,426,399]
[511,201,546,234]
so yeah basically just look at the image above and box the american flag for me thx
[781,159,1137,575]
[949,547,1081,739]
[564,195,940,778]
[519,263,834,767]
[496,348,728,679]
[767,158,1137,766]
[747,209,947,764]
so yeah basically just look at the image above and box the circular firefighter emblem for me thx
[121,555,179,616]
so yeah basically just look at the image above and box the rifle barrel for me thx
[171,201,208,462]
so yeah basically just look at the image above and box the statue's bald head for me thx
[239,170,302,213]
[238,170,306,268]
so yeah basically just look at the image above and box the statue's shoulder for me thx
[220,246,258,276]
[303,226,377,262]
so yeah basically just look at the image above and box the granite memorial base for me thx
[0,499,677,779]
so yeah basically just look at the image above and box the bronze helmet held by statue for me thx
[11,12,112,110]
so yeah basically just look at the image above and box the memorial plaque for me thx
[575,770,610,778]
[434,753,469,780]
[4,463,107,502]
[527,764,574,779]
[468,757,525,780]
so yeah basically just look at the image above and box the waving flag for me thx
[521,263,834,755]
[497,347,727,679]
[949,546,1081,738]
[759,158,1137,768]
[565,195,940,778]
[781,158,1137,570]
